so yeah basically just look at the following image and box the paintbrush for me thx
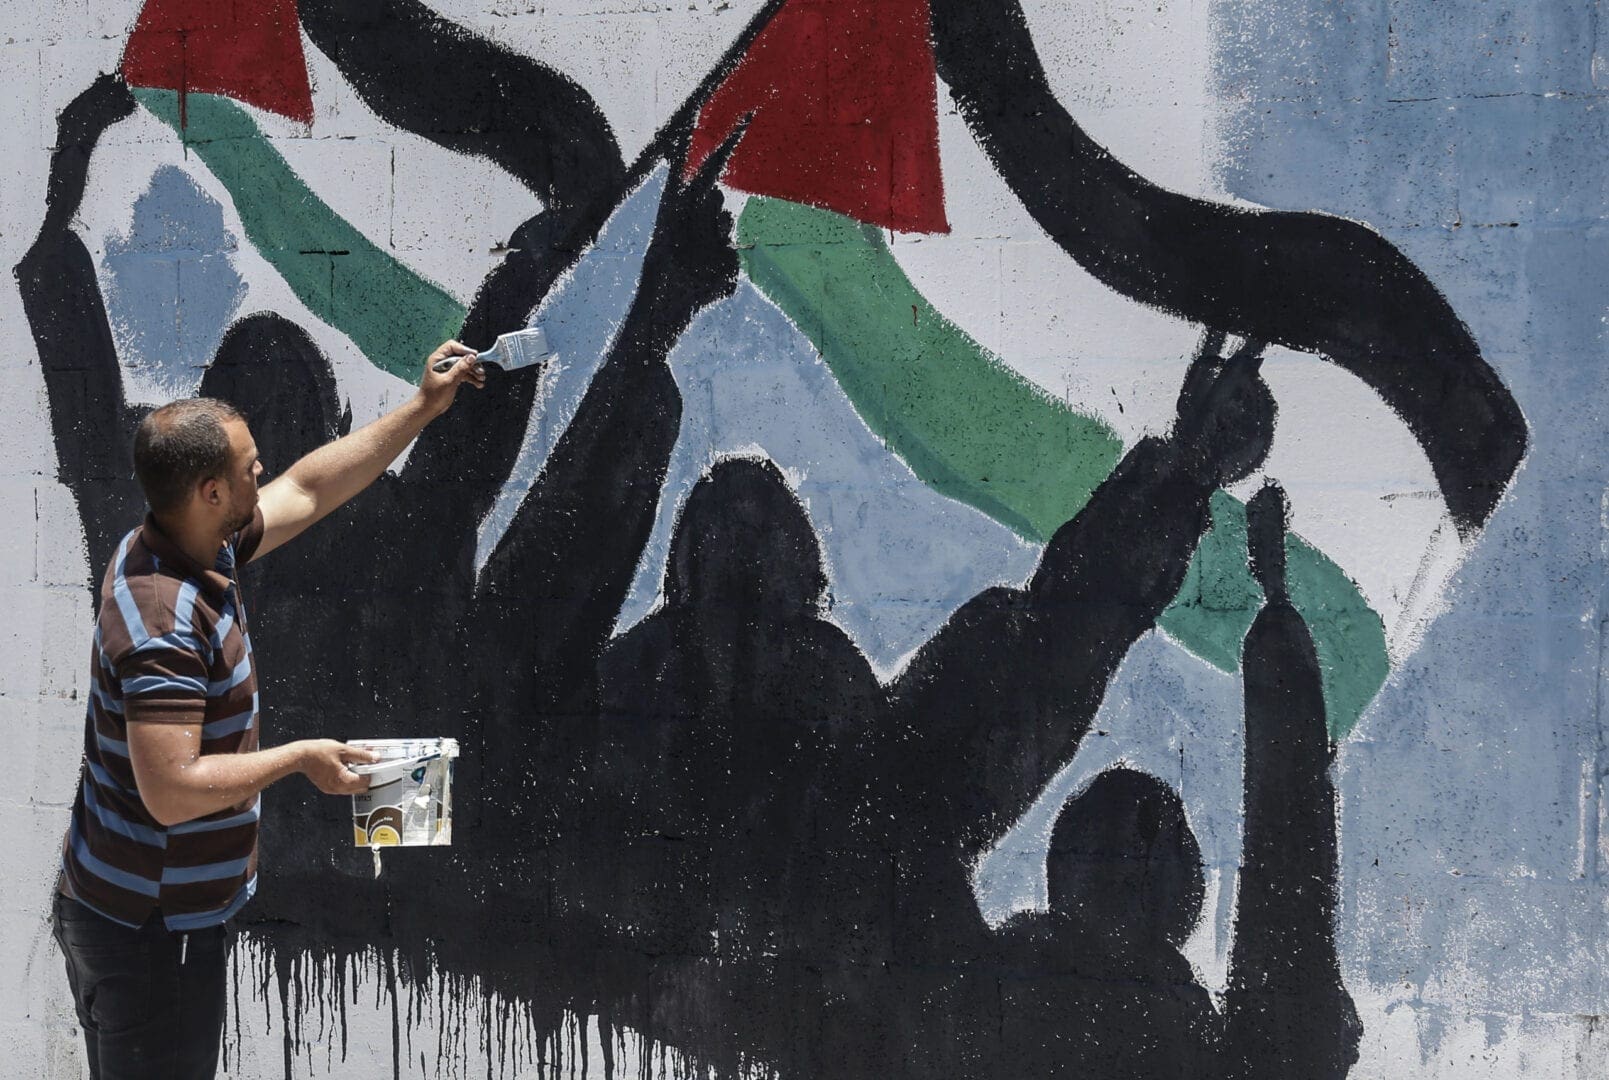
[431,325,555,374]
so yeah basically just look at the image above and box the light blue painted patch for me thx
[473,167,669,571]
[103,165,246,394]
[1218,0,1609,1034]
[614,279,1042,677]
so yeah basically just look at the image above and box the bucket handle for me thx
[350,753,440,787]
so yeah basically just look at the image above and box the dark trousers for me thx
[52,892,228,1080]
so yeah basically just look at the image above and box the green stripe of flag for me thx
[133,88,466,382]
[1165,492,1389,740]
[739,197,1123,541]
[738,196,1386,738]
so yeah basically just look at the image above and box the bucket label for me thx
[348,738,458,847]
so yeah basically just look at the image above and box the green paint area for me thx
[739,196,1387,738]
[1162,492,1389,739]
[739,196,1122,539]
[134,88,466,382]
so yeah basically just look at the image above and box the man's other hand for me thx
[300,739,382,796]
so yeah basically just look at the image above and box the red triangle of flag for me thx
[122,0,314,125]
[688,0,949,234]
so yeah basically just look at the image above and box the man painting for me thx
[51,344,483,1079]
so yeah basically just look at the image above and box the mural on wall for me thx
[17,0,1531,1077]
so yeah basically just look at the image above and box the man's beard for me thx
[224,497,256,536]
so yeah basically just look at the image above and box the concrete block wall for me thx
[1,1,1602,1076]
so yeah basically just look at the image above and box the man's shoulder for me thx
[96,528,217,661]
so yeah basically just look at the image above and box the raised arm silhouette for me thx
[973,483,1358,1079]
[17,75,144,589]
[882,335,1274,956]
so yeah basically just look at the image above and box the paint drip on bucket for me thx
[348,738,459,877]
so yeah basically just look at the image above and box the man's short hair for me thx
[133,399,245,514]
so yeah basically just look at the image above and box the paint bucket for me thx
[348,738,458,848]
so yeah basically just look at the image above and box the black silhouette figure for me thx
[987,769,1217,1077]
[872,336,1274,962]
[18,74,144,586]
[977,483,1360,1079]
[1224,482,1362,1079]
[26,50,1361,1080]
[565,331,1287,1078]
[591,456,879,952]
[583,457,884,1076]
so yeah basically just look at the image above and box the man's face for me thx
[219,417,263,536]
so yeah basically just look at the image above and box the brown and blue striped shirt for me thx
[60,508,265,930]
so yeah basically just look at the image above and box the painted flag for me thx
[665,0,1399,735]
[118,0,467,382]
[121,0,315,124]
[686,0,948,234]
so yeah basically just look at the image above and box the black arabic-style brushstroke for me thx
[295,0,621,376]
[296,0,624,211]
[929,0,1527,536]
[308,0,629,513]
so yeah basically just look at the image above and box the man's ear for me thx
[198,477,223,507]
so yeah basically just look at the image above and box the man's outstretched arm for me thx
[127,723,377,827]
[253,341,485,560]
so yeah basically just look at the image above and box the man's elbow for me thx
[134,784,193,828]
[144,802,190,829]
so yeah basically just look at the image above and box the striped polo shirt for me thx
[60,508,265,930]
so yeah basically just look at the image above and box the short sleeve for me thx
[116,633,210,724]
[233,505,266,565]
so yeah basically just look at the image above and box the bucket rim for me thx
[346,737,460,759]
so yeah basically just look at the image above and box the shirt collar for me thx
[138,513,235,600]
